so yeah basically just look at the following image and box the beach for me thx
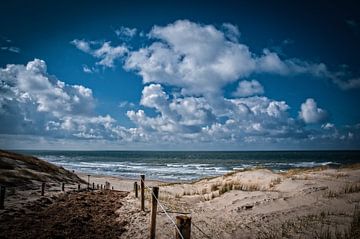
[78,166,360,238]
[1,150,360,238]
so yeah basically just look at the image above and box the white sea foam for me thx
[35,152,345,181]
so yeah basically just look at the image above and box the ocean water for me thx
[19,150,360,181]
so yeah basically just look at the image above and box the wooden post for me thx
[97,184,99,190]
[175,215,191,239]
[150,187,159,239]
[41,182,45,196]
[0,186,5,209]
[61,183,65,192]
[92,182,95,190]
[87,175,90,189]
[140,175,145,211]
[100,184,103,190]
[78,184,80,191]
[134,182,138,198]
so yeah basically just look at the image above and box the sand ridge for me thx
[103,167,360,238]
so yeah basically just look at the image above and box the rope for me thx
[192,221,212,239]
[141,178,185,239]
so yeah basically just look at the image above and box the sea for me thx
[18,150,360,182]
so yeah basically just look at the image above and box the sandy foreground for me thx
[81,166,360,238]
[1,166,360,238]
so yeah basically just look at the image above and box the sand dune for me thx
[1,150,360,238]
[115,167,360,238]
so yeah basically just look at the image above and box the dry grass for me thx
[344,183,360,194]
[340,163,360,170]
[270,177,282,188]
[324,183,360,198]
[335,172,348,178]
[315,205,360,239]
[219,182,233,195]
[325,189,340,198]
[210,183,220,192]
[282,166,329,178]
[0,150,85,187]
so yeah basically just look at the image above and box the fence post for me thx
[78,184,80,191]
[140,175,145,211]
[101,184,103,190]
[175,215,191,239]
[41,182,45,196]
[61,183,65,192]
[87,175,90,189]
[150,187,159,239]
[134,182,138,198]
[93,182,95,190]
[97,184,99,190]
[0,186,5,209]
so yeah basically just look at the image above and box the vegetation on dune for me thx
[0,149,85,187]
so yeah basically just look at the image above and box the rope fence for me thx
[139,175,212,239]
[141,177,185,239]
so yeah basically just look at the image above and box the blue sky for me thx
[0,0,360,150]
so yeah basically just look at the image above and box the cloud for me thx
[82,65,93,73]
[0,59,130,141]
[2,20,360,149]
[222,23,240,42]
[115,26,137,39]
[0,37,21,53]
[124,19,339,99]
[71,40,128,68]
[299,98,328,124]
[118,101,135,108]
[71,39,91,52]
[1,59,357,149]
[126,82,305,143]
[333,77,360,90]
[233,80,264,97]
[1,46,20,53]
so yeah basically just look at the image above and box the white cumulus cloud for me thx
[115,26,137,39]
[0,59,129,141]
[124,20,336,99]
[71,40,128,68]
[233,80,264,97]
[299,98,328,124]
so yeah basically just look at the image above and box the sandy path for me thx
[0,190,128,239]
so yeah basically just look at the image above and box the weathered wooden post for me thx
[61,183,65,192]
[112,186,114,190]
[134,182,138,198]
[78,184,81,191]
[175,215,191,239]
[93,182,95,190]
[150,186,159,239]
[41,182,45,196]
[140,175,145,211]
[100,184,103,190]
[87,175,90,189]
[0,186,5,209]
[97,184,99,190]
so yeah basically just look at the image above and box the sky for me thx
[0,0,360,150]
